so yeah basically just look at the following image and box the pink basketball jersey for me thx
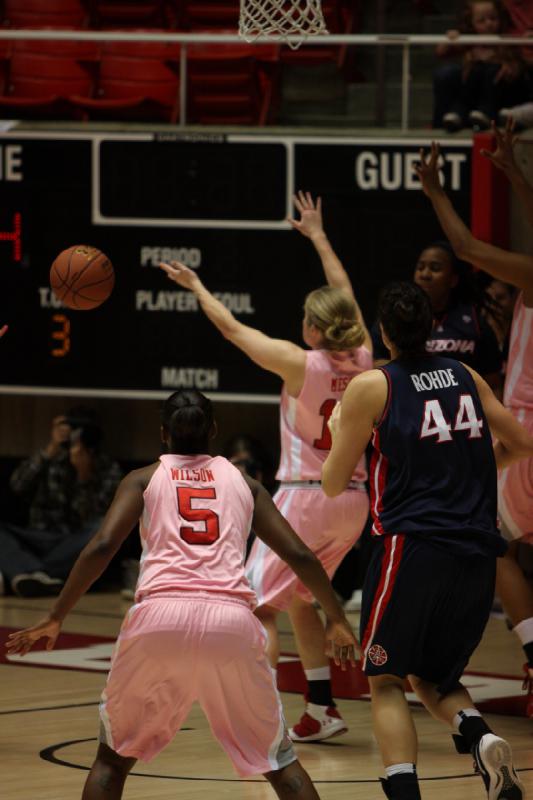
[136,454,256,606]
[504,293,533,411]
[277,347,373,482]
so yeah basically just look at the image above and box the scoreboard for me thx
[0,130,471,401]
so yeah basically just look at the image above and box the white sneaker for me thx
[289,702,348,742]
[499,102,533,128]
[443,111,463,132]
[344,589,362,612]
[469,110,491,130]
[473,733,525,800]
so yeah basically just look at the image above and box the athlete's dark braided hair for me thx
[423,240,502,323]
[161,389,214,454]
[378,281,433,358]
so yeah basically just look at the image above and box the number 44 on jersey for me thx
[421,395,484,443]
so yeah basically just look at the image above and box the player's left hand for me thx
[325,617,359,670]
[160,260,200,290]
[480,117,519,176]
[287,191,324,240]
[415,142,443,196]
[6,616,61,656]
[327,401,341,441]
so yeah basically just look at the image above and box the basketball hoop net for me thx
[239,0,328,50]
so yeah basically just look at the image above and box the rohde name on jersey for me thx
[411,368,459,392]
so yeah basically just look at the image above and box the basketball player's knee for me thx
[264,761,311,796]
[408,675,425,692]
[95,743,135,777]
[369,673,405,692]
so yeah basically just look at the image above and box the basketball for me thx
[50,245,114,310]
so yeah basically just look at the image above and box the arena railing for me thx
[0,30,529,130]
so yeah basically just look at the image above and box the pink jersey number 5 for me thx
[177,487,220,545]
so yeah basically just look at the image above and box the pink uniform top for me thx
[277,347,373,482]
[504,293,533,411]
[136,454,256,606]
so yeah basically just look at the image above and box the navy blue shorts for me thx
[359,534,496,694]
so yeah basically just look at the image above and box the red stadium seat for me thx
[177,1,239,31]
[71,40,180,121]
[187,43,279,125]
[3,0,88,28]
[11,33,99,62]
[0,51,95,118]
[87,0,167,27]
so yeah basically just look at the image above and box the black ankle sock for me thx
[381,772,421,800]
[307,679,334,707]
[457,714,492,751]
[523,640,533,667]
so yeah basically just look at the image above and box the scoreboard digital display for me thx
[0,131,471,401]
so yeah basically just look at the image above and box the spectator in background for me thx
[223,433,275,489]
[433,0,530,131]
[482,277,518,360]
[224,433,275,560]
[371,240,504,393]
[0,407,122,597]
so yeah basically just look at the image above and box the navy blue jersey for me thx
[370,356,504,555]
[372,301,502,378]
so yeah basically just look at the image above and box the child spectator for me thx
[433,0,530,131]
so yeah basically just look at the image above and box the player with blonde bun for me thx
[161,191,372,742]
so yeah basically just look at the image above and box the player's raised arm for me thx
[464,365,533,469]
[481,118,533,233]
[160,260,305,388]
[245,476,358,669]
[416,142,533,303]
[322,370,387,497]
[6,466,154,656]
[288,191,372,353]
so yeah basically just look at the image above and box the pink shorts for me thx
[246,485,369,610]
[498,410,533,544]
[99,592,296,776]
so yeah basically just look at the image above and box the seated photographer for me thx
[0,407,122,597]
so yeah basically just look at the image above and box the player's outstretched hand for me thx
[6,616,61,657]
[415,142,443,197]
[480,117,519,176]
[325,617,359,671]
[0,324,7,338]
[160,260,200,290]
[287,191,324,239]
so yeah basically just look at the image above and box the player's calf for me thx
[265,760,321,799]
[81,743,136,800]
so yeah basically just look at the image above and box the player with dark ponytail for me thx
[7,389,357,800]
[376,281,433,359]
[321,280,533,800]
[161,389,215,454]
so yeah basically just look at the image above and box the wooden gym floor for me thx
[1,593,531,800]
